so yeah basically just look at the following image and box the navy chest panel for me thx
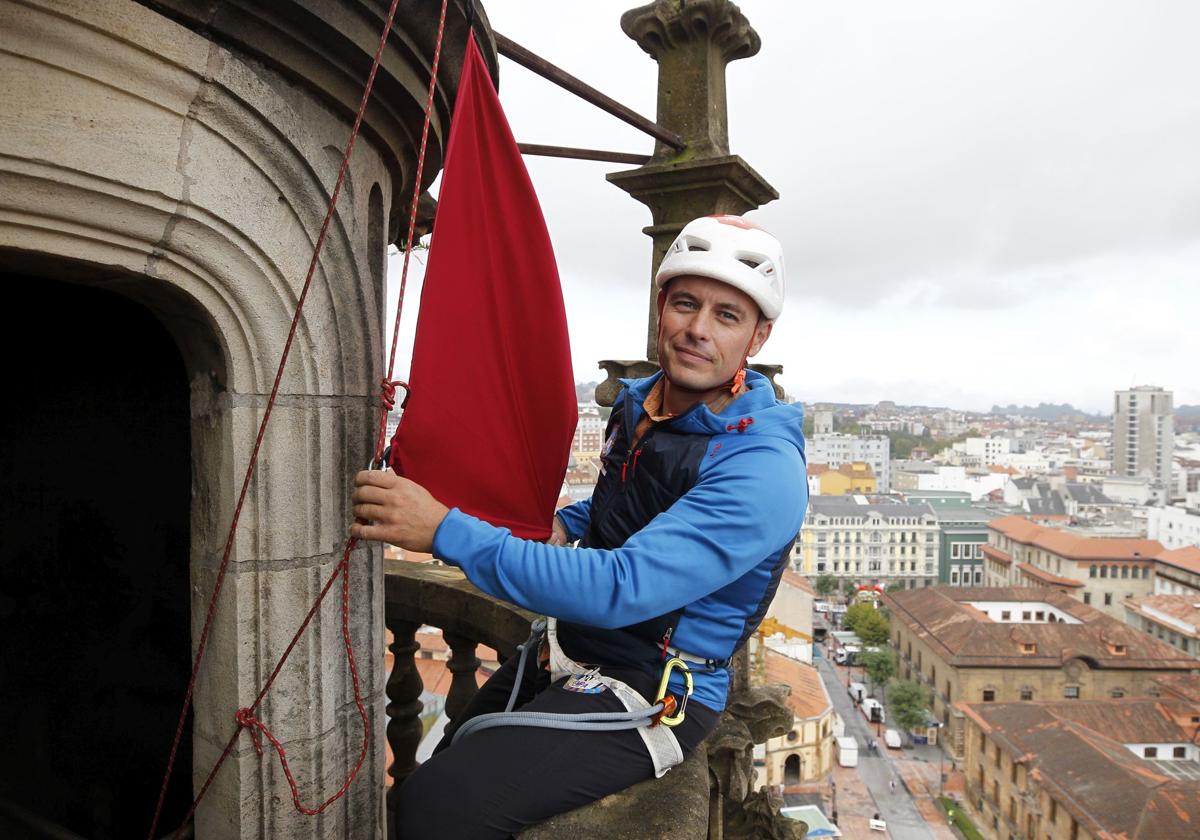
[583,403,709,551]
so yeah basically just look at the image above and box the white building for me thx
[809,433,891,492]
[1113,386,1174,491]
[907,465,1009,502]
[963,436,1013,467]
[1148,504,1200,550]
[796,497,940,588]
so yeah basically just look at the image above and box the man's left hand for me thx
[351,469,449,553]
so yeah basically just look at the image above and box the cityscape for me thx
[546,382,1198,838]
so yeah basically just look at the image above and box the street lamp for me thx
[937,722,947,798]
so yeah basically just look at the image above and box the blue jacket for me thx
[432,369,809,710]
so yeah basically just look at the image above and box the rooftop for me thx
[1157,546,1200,575]
[1125,596,1200,635]
[989,515,1163,561]
[764,650,832,721]
[959,699,1200,839]
[884,586,1196,669]
[808,497,935,518]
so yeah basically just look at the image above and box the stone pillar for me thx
[0,1,490,836]
[600,0,780,402]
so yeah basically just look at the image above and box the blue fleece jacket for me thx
[432,370,809,710]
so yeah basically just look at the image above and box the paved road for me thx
[817,653,937,840]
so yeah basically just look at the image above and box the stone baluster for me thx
[442,631,482,723]
[386,618,424,805]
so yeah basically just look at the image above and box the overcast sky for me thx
[387,1,1200,414]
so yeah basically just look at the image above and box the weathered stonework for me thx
[0,1,491,836]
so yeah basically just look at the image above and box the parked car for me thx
[883,728,902,749]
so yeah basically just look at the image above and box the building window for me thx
[951,570,959,585]
[1104,593,1113,606]
[1021,643,1036,654]
[1121,566,1129,579]
[1144,746,1158,758]
[1020,688,1033,701]
[1035,611,1045,621]
[1174,747,1186,758]
[1100,566,1108,578]
[1089,565,1097,577]
[1110,688,1125,698]
[1001,610,1011,621]
[1022,611,1031,620]
[983,689,996,702]
[1083,592,1091,605]
[1064,686,1080,699]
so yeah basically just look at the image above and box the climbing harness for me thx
[449,617,727,778]
[147,1,451,837]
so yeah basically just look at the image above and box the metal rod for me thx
[494,32,685,151]
[517,143,651,166]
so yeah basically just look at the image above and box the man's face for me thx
[657,275,772,394]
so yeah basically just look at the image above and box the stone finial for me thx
[621,0,761,63]
[619,0,761,160]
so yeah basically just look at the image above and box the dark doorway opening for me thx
[0,275,193,838]
[784,753,801,785]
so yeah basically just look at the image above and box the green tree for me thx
[889,680,930,734]
[842,580,857,600]
[854,609,891,646]
[815,573,838,598]
[842,603,875,634]
[885,581,905,593]
[859,649,896,698]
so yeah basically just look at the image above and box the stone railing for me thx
[384,561,806,839]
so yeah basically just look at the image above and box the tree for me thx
[856,610,891,646]
[859,649,896,698]
[815,573,838,598]
[842,580,857,600]
[842,603,874,634]
[885,581,906,593]
[889,680,930,735]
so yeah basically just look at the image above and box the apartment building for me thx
[1113,385,1174,491]
[884,586,1197,757]
[983,516,1161,618]
[795,497,939,588]
[1124,595,1200,658]
[808,433,891,492]
[958,699,1200,840]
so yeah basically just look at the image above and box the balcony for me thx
[384,561,806,839]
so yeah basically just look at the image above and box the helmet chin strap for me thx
[656,288,757,397]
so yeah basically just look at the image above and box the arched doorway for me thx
[784,753,802,785]
[0,274,193,837]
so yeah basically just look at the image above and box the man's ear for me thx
[748,318,773,358]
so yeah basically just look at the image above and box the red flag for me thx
[388,35,576,540]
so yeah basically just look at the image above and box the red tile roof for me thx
[763,649,831,720]
[884,586,1195,670]
[958,699,1200,840]
[1016,562,1084,588]
[1156,546,1200,575]
[989,516,1162,561]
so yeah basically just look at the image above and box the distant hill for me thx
[1177,404,1200,416]
[989,403,1105,420]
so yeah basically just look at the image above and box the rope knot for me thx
[726,417,755,434]
[235,707,264,756]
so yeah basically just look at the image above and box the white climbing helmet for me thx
[655,215,785,321]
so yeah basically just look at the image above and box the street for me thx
[815,652,953,840]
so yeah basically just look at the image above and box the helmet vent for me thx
[738,257,763,269]
[683,235,710,252]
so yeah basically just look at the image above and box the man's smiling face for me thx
[657,275,772,399]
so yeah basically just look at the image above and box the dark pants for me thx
[393,651,718,839]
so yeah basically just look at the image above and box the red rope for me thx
[148,0,451,835]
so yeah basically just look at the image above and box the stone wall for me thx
[0,1,484,835]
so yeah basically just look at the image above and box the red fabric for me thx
[388,36,575,541]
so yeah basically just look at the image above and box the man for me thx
[353,215,808,838]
